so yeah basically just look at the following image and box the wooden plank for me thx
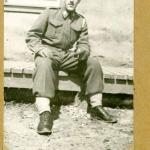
[4,7,43,14]
[23,65,35,74]
[103,67,125,75]
[113,68,132,77]
[4,60,134,94]
[23,68,34,74]
[103,67,117,75]
[115,75,128,80]
[103,66,133,75]
[4,1,60,14]
[104,74,115,79]
[12,68,23,74]
[103,68,125,79]
[4,60,133,77]
[4,60,133,79]
[4,67,11,73]
[103,84,133,94]
[103,69,127,80]
[103,66,132,80]
[128,75,133,80]
[4,73,133,94]
[4,76,133,94]
[4,76,33,88]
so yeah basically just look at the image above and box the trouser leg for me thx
[80,58,117,123]
[64,57,104,107]
[81,57,104,96]
[33,56,57,99]
[79,57,104,107]
[33,57,55,134]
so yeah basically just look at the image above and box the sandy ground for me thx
[4,100,133,150]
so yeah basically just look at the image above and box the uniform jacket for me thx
[26,7,90,61]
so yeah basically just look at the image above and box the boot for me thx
[37,111,53,135]
[87,105,117,123]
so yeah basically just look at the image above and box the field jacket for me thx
[26,7,90,61]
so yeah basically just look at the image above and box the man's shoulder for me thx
[74,12,87,28]
[75,12,86,20]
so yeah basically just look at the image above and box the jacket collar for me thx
[53,7,81,29]
[61,7,76,20]
[62,9,69,19]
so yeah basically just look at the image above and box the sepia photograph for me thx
[4,0,133,149]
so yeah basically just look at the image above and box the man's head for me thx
[63,0,81,12]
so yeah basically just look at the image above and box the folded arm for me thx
[75,19,90,61]
[25,9,51,56]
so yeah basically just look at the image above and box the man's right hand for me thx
[38,49,63,67]
[51,51,63,67]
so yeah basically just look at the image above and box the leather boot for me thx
[87,105,117,123]
[37,111,53,135]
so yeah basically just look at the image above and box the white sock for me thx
[35,97,51,114]
[89,93,102,108]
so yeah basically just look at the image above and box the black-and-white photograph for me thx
[4,0,133,149]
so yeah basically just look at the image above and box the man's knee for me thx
[87,57,101,69]
[35,57,53,70]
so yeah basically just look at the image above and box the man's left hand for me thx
[60,52,79,71]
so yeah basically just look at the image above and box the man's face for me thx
[64,0,81,12]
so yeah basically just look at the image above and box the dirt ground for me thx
[4,100,133,150]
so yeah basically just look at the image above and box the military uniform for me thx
[26,7,104,99]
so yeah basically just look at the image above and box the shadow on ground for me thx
[4,88,133,109]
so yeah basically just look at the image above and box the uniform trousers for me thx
[33,55,104,99]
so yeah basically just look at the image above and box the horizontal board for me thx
[4,76,133,94]
[4,61,133,78]
[4,1,60,13]
[4,60,133,94]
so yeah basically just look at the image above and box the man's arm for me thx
[76,19,90,61]
[25,9,49,54]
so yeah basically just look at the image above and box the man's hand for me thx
[62,52,78,63]
[60,51,79,71]
[37,49,62,67]
[75,48,90,61]
[51,51,63,67]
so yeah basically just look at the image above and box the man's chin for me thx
[66,7,75,12]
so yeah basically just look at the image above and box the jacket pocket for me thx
[45,18,63,39]
[70,23,82,42]
[71,23,82,32]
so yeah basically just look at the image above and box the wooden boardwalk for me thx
[4,60,133,94]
